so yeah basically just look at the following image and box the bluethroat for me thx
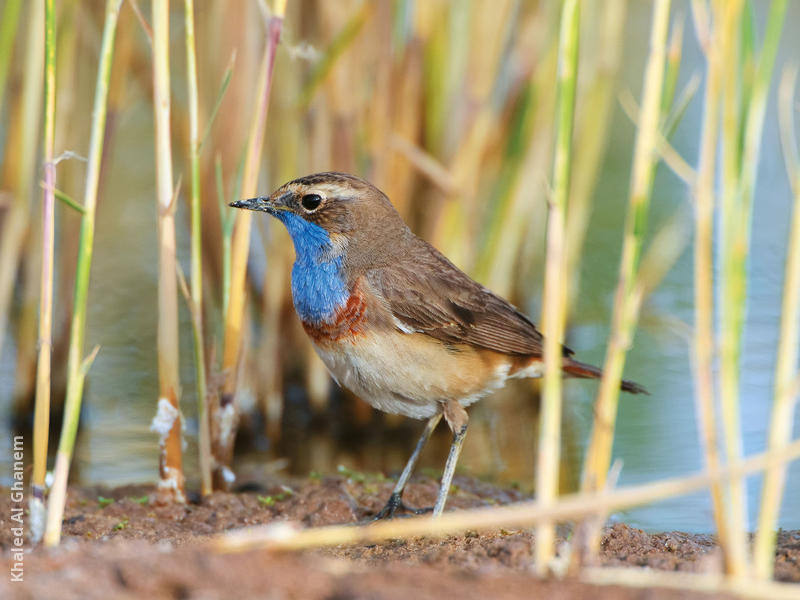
[230,172,646,519]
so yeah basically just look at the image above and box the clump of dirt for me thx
[1,475,798,599]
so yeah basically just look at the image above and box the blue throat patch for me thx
[272,211,349,324]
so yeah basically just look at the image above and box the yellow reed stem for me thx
[152,0,185,502]
[31,0,57,543]
[753,63,799,580]
[536,0,579,572]
[691,0,731,572]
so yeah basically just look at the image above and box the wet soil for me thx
[1,475,798,599]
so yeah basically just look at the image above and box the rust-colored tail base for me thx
[562,359,648,394]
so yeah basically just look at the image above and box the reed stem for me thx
[564,0,627,313]
[31,0,57,544]
[753,62,798,581]
[690,0,730,569]
[582,0,671,492]
[0,0,22,114]
[215,0,286,490]
[536,0,579,572]
[44,0,121,547]
[184,0,212,497]
[716,0,751,579]
[151,0,185,503]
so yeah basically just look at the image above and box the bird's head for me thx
[230,172,409,267]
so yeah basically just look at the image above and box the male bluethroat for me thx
[231,172,646,519]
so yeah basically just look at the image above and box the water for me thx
[1,2,799,533]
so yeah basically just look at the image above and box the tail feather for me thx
[562,359,648,395]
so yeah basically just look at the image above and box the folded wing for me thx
[366,240,572,358]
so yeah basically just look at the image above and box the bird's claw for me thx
[372,492,433,520]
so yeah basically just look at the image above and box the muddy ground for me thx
[1,474,798,599]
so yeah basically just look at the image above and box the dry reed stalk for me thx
[215,0,286,489]
[582,567,800,600]
[30,0,57,544]
[151,0,185,503]
[536,0,580,572]
[184,0,212,497]
[44,0,121,547]
[582,0,671,492]
[753,63,799,580]
[214,436,800,554]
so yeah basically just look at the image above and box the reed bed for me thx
[0,1,797,595]
[41,0,121,547]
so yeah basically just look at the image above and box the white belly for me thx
[311,330,512,420]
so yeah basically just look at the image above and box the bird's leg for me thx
[373,412,442,520]
[433,399,469,517]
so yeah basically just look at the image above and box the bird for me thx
[230,172,646,519]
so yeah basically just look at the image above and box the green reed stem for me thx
[753,62,796,582]
[582,0,671,493]
[0,0,22,113]
[717,0,786,578]
[184,0,212,497]
[31,0,57,544]
[44,0,121,547]
[660,16,683,120]
[536,0,579,573]
[198,52,236,155]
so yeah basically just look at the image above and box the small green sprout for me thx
[113,518,129,531]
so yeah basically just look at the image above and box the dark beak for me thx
[229,196,272,212]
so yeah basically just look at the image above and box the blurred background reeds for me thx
[1,0,799,570]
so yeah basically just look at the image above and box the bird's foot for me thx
[372,492,433,520]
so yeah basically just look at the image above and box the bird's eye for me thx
[300,194,322,212]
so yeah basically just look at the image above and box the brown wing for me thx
[365,239,573,358]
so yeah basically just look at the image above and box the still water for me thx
[1,2,799,532]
